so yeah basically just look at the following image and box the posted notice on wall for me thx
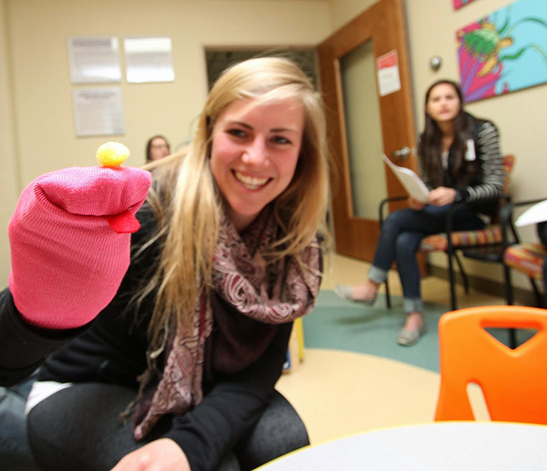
[124,36,175,83]
[376,50,401,97]
[72,87,125,137]
[68,36,122,84]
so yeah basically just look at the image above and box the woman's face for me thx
[426,83,461,124]
[149,137,170,161]
[210,97,304,231]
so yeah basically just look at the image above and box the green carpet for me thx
[303,291,532,373]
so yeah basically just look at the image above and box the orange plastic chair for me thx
[435,305,547,424]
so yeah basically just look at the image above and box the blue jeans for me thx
[0,371,40,471]
[369,204,485,313]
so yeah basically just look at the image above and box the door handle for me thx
[391,146,411,159]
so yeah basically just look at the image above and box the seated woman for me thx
[335,79,504,346]
[10,57,330,471]
[145,135,171,162]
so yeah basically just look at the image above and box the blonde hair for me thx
[138,57,330,349]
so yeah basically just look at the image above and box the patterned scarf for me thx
[132,208,322,439]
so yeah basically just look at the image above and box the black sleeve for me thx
[0,205,159,387]
[163,322,292,471]
[0,288,88,386]
[465,121,504,202]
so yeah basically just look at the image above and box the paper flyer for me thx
[382,154,429,202]
[515,199,547,227]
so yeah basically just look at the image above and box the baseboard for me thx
[428,265,543,307]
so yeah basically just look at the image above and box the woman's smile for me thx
[233,170,271,190]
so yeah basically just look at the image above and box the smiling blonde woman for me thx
[21,57,331,471]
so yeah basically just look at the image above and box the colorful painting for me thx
[457,0,547,102]
[454,0,478,10]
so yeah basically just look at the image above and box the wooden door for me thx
[317,0,417,262]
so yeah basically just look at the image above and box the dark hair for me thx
[418,80,469,187]
[145,135,170,162]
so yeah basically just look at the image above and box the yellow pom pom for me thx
[96,142,130,167]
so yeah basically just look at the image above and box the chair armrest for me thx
[444,202,467,235]
[500,200,518,248]
[379,195,408,226]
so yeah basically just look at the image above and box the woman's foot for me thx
[397,312,426,346]
[334,281,379,305]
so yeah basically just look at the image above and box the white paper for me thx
[124,37,175,83]
[382,154,430,202]
[68,37,121,84]
[72,87,125,137]
[516,199,547,227]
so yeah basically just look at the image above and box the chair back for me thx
[489,154,515,224]
[435,305,547,424]
[501,154,515,195]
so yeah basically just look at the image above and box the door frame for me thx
[317,0,418,262]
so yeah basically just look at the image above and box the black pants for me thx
[0,370,40,471]
[27,383,308,471]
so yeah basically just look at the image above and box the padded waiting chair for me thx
[381,154,515,311]
[501,198,546,307]
[435,305,547,424]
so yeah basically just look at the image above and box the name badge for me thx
[465,139,476,161]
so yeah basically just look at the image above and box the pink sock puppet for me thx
[8,143,151,329]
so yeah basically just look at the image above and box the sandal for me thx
[397,323,427,346]
[334,285,377,306]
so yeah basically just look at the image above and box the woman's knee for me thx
[395,231,423,256]
[235,391,308,471]
[383,210,404,231]
[382,208,421,236]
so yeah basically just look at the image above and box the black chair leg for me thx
[504,265,514,306]
[508,329,517,349]
[500,264,518,348]
[530,277,544,308]
[447,251,458,311]
[454,252,470,294]
[385,277,392,309]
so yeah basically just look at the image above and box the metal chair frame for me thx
[500,198,545,308]
[379,195,512,312]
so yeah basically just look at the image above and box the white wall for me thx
[0,0,19,280]
[0,0,331,283]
